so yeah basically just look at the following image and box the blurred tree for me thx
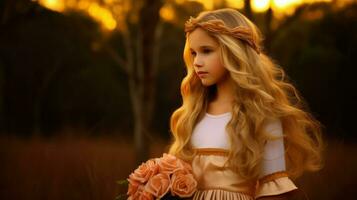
[62,0,165,163]
[152,1,204,139]
[1,0,164,163]
[0,0,106,135]
[244,0,253,20]
[105,0,163,164]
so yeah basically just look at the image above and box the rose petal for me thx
[171,171,197,197]
[145,173,171,198]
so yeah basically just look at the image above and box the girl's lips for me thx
[197,72,208,78]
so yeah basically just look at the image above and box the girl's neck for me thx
[212,77,235,104]
[207,77,235,114]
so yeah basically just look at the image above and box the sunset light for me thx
[271,0,302,15]
[38,0,338,31]
[274,0,301,9]
[39,0,117,30]
[188,0,334,15]
[251,0,270,12]
[250,0,333,16]
[226,0,244,9]
[88,3,117,30]
[40,0,65,12]
[160,4,176,23]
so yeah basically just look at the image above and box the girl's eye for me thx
[191,51,197,57]
[202,49,212,54]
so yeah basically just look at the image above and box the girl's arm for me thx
[255,119,300,200]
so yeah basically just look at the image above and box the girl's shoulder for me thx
[263,117,283,137]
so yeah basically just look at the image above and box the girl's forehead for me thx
[187,28,219,50]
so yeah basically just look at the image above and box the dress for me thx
[190,112,298,200]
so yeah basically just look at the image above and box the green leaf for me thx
[116,179,129,186]
[115,193,128,200]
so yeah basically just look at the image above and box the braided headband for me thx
[184,17,261,54]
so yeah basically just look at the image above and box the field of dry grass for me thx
[0,133,355,200]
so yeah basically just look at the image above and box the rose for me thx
[129,185,143,200]
[170,170,197,198]
[177,158,193,173]
[127,178,140,196]
[158,153,186,174]
[144,173,171,199]
[128,185,154,200]
[128,158,159,184]
[139,191,154,200]
[123,154,197,200]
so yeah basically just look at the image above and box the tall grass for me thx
[0,132,169,200]
[0,132,355,199]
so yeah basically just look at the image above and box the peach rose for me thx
[144,173,171,198]
[170,170,197,197]
[129,158,159,184]
[129,185,144,200]
[127,178,139,196]
[177,158,193,173]
[139,191,154,200]
[158,153,183,174]
[129,185,153,200]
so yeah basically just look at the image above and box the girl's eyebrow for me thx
[189,45,215,51]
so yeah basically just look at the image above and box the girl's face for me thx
[188,28,229,87]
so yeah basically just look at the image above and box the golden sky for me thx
[194,0,332,15]
[38,0,335,30]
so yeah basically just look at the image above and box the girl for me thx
[168,8,324,200]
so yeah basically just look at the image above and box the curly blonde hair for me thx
[168,8,325,181]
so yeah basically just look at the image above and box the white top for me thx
[191,112,286,178]
[191,112,232,150]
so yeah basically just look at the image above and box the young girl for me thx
[168,8,324,200]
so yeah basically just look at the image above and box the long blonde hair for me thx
[168,8,325,181]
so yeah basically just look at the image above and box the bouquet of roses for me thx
[117,153,197,200]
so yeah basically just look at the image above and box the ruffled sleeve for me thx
[254,118,298,199]
[254,171,298,199]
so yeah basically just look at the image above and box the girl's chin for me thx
[200,80,214,87]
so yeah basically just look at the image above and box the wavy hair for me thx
[168,8,325,181]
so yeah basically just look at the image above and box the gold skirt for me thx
[193,189,254,200]
[191,148,255,200]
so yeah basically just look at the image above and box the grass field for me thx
[0,133,355,200]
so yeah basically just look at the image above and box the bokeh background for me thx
[0,0,356,199]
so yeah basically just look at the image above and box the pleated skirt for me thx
[192,189,254,200]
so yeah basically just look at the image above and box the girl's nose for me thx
[193,56,203,67]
